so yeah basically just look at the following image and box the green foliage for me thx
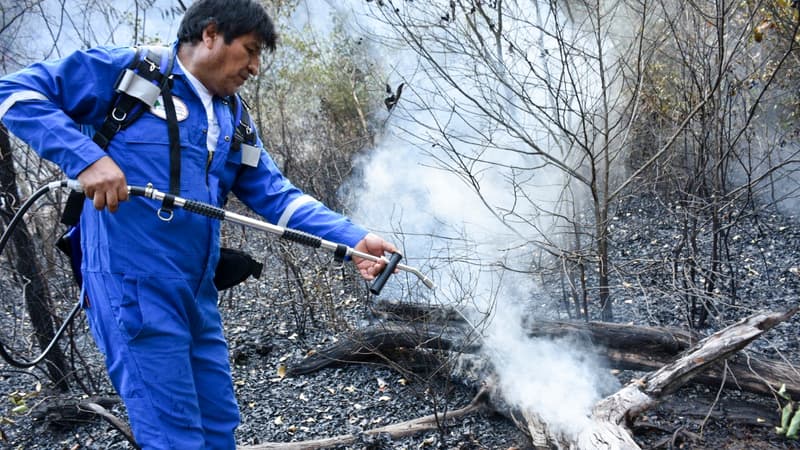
[266,17,381,130]
[776,384,800,439]
[0,384,41,442]
[247,7,386,206]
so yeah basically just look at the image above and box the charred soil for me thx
[1,193,799,450]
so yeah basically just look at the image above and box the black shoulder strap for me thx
[230,94,257,151]
[157,52,181,208]
[93,46,175,150]
[62,46,178,226]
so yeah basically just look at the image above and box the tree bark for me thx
[0,124,69,390]
[268,307,796,449]
[291,303,800,399]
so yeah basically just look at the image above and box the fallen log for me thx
[287,321,475,376]
[572,308,796,449]
[291,304,800,398]
[375,299,700,355]
[264,309,796,450]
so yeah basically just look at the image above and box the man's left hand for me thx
[353,233,398,280]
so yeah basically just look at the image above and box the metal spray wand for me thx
[126,183,435,294]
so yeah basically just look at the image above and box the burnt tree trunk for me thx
[0,124,69,390]
[291,302,800,399]
[570,308,796,449]
[250,304,796,449]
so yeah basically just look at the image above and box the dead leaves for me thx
[277,364,287,379]
[267,375,409,437]
[753,21,775,43]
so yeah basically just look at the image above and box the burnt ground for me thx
[0,192,799,450]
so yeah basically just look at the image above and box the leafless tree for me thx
[626,0,800,328]
[353,0,665,321]
[0,0,189,391]
[353,0,799,329]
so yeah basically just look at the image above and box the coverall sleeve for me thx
[0,46,135,178]
[232,135,369,248]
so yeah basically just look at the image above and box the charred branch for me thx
[572,308,797,449]
[292,302,800,399]
[282,305,797,449]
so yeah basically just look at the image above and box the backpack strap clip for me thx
[230,95,260,168]
[115,65,162,108]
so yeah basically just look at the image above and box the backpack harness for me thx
[57,45,262,290]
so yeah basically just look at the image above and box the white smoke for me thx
[484,297,620,436]
[307,0,623,438]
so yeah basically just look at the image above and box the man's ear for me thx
[202,23,219,48]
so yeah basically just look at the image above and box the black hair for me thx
[177,0,277,51]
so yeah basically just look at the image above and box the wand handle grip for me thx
[183,199,226,220]
[282,229,322,248]
[370,252,402,295]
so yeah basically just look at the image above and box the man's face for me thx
[203,28,262,97]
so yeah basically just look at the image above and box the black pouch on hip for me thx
[214,247,263,291]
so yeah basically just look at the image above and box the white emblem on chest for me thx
[150,96,189,121]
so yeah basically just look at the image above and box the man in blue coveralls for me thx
[0,0,397,448]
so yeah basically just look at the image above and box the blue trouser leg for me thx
[191,279,239,449]
[83,272,239,450]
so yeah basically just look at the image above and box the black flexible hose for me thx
[0,302,81,368]
[0,179,430,369]
[0,181,54,252]
[0,180,81,368]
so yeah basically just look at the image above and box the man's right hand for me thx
[77,156,128,212]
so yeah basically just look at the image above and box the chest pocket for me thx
[116,112,204,193]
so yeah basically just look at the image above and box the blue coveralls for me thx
[0,44,368,449]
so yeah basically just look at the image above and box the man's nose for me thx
[248,55,259,76]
